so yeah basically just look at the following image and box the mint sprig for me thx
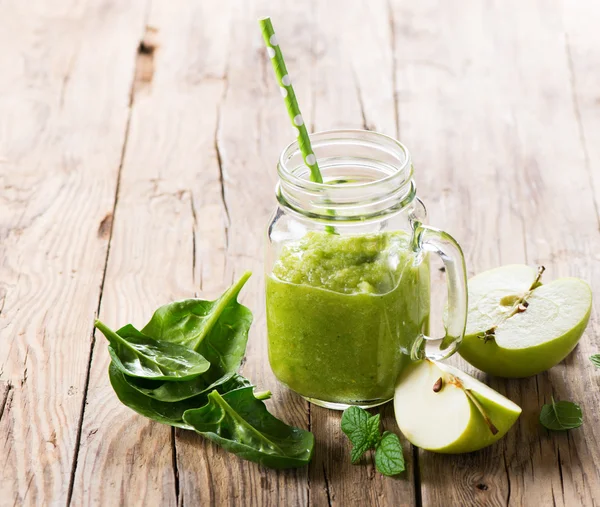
[341,407,405,476]
[590,354,600,369]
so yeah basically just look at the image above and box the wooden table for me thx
[2,1,599,505]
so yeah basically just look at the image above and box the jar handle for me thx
[412,224,468,361]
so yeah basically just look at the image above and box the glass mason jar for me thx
[265,130,467,410]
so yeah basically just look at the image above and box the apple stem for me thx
[481,265,547,343]
[506,266,546,320]
[463,388,499,435]
[433,377,443,392]
[479,327,496,343]
[530,265,546,290]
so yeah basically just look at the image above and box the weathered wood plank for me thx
[68,2,225,505]
[390,0,600,505]
[0,1,148,505]
[388,2,523,505]
[504,1,600,505]
[467,2,600,505]
[564,1,600,236]
[70,0,312,503]
[173,1,312,505]
[203,0,418,504]
[307,2,417,506]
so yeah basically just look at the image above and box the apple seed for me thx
[507,268,544,318]
[432,377,443,393]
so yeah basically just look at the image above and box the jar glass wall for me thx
[265,130,467,409]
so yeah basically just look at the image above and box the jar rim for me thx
[277,129,413,191]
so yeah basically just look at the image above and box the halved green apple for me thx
[459,265,592,378]
[393,360,521,453]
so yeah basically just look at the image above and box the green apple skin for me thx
[459,276,592,378]
[394,361,521,454]
[459,308,590,378]
[443,392,519,454]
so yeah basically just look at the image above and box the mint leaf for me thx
[341,407,381,463]
[350,439,373,464]
[366,413,381,444]
[342,407,405,474]
[341,406,371,444]
[375,431,405,476]
[590,354,600,369]
[540,397,583,431]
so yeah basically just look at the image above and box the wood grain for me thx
[388,2,522,505]
[503,2,600,504]
[308,2,417,505]
[0,1,147,505]
[175,1,312,504]
[70,1,203,504]
[389,0,600,505]
[564,0,600,221]
[1,0,599,505]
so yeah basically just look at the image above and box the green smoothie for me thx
[266,231,430,405]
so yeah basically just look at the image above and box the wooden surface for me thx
[1,0,599,505]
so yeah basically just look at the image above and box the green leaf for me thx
[141,272,252,382]
[350,437,373,464]
[375,431,405,476]
[341,407,381,463]
[540,397,583,431]
[108,273,253,401]
[366,414,381,446]
[590,354,600,369]
[124,371,251,402]
[341,406,371,444]
[108,362,197,428]
[101,272,315,470]
[183,388,314,469]
[108,363,255,428]
[96,321,210,381]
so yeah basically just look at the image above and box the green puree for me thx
[266,231,430,404]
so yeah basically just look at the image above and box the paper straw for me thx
[259,17,323,184]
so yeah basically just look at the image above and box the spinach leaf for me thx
[96,321,210,381]
[124,371,251,402]
[375,431,405,476]
[539,397,583,431]
[182,387,314,469]
[101,272,313,470]
[590,354,600,369]
[141,272,252,382]
[109,364,257,427]
[108,362,196,428]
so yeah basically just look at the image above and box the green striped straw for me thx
[259,17,323,184]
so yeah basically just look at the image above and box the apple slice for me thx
[459,265,592,378]
[393,360,521,453]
